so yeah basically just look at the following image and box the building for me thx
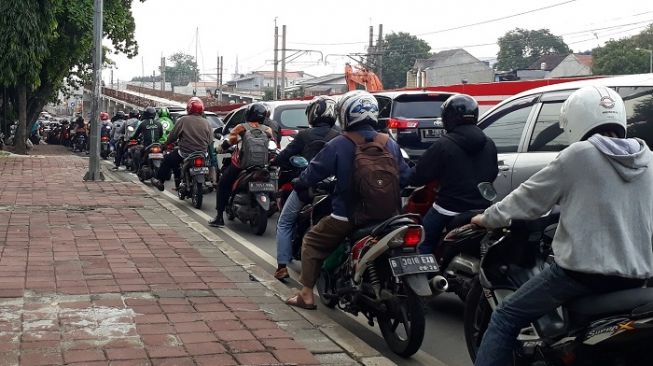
[226,71,313,92]
[517,54,593,80]
[407,49,495,88]
[285,73,348,97]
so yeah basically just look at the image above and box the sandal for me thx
[274,267,289,281]
[285,294,317,310]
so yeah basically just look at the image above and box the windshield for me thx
[392,100,444,119]
[276,107,309,128]
[206,115,224,129]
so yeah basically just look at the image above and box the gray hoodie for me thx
[483,134,653,279]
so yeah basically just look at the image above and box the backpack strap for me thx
[373,133,390,146]
[343,131,364,146]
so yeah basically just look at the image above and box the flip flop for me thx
[285,294,317,310]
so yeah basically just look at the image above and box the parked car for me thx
[373,91,457,161]
[478,73,653,200]
[221,100,310,149]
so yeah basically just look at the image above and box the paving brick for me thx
[215,330,256,342]
[173,321,211,333]
[106,348,148,360]
[193,354,237,366]
[146,345,187,358]
[19,350,63,366]
[273,349,320,365]
[63,349,106,363]
[234,352,279,365]
[151,358,195,366]
[135,324,174,335]
[225,340,266,353]
[177,332,217,344]
[261,338,305,350]
[252,328,291,340]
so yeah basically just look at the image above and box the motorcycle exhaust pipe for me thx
[429,275,449,294]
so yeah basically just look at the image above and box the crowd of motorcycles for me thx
[11,113,651,365]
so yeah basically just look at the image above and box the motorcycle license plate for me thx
[388,254,438,277]
[249,182,275,192]
[190,167,208,174]
[148,153,164,159]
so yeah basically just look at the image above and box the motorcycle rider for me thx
[208,103,274,227]
[73,116,88,152]
[111,111,127,168]
[471,86,653,366]
[132,106,163,170]
[114,110,140,170]
[262,104,281,145]
[411,94,498,255]
[285,91,411,309]
[157,107,175,144]
[273,96,340,280]
[152,97,213,191]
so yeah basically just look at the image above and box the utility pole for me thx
[110,68,114,88]
[273,19,279,100]
[219,55,223,102]
[160,57,166,91]
[194,27,199,96]
[368,25,374,69]
[216,54,220,97]
[280,25,287,99]
[377,24,384,81]
[84,0,104,181]
[152,70,156,90]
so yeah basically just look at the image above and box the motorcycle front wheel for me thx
[191,181,203,209]
[378,289,425,358]
[463,277,492,363]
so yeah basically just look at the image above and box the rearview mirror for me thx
[127,126,135,132]
[289,156,309,169]
[213,128,222,140]
[477,182,497,202]
[268,141,277,150]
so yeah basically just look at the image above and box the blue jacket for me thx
[298,124,411,218]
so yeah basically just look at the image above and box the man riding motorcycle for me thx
[111,111,127,168]
[132,106,163,170]
[152,97,213,191]
[208,103,275,227]
[157,107,175,144]
[471,86,653,366]
[410,94,498,255]
[73,116,88,152]
[273,96,340,280]
[285,91,411,310]
[113,110,141,170]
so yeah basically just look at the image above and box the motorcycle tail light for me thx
[193,157,204,167]
[150,146,161,153]
[101,136,109,142]
[403,226,424,247]
[128,140,138,146]
[166,144,174,151]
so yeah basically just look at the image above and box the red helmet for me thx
[100,112,109,121]
[187,97,204,115]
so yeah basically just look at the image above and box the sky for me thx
[106,0,653,83]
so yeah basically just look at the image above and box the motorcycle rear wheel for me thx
[251,206,267,235]
[378,289,425,358]
[316,269,337,308]
[191,182,203,209]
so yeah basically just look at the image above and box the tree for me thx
[165,53,199,87]
[592,24,653,75]
[0,0,140,154]
[496,28,571,71]
[379,32,431,89]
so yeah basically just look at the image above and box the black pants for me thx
[157,150,183,185]
[114,141,124,166]
[217,164,242,214]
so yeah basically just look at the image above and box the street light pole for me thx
[636,47,653,74]
[84,0,104,181]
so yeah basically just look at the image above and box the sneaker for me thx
[274,267,289,281]
[151,178,164,191]
[208,215,224,227]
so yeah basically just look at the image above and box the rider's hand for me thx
[471,214,487,228]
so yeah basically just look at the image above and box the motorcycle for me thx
[100,124,113,159]
[317,213,436,357]
[137,143,164,183]
[462,183,653,366]
[276,155,309,211]
[223,141,279,235]
[72,132,87,152]
[177,150,213,209]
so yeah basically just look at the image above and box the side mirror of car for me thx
[213,128,222,140]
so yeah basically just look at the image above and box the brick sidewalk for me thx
[0,154,322,366]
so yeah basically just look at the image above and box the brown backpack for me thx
[344,132,401,226]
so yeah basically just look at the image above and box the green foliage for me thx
[496,28,571,71]
[165,53,199,87]
[592,24,653,75]
[380,32,431,88]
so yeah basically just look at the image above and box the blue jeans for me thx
[475,263,592,366]
[418,207,453,255]
[276,191,304,265]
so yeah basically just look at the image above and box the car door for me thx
[478,95,540,200]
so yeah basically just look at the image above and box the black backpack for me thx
[301,128,340,161]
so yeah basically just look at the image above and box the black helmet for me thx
[441,94,478,132]
[116,110,126,119]
[306,96,336,127]
[245,103,267,123]
[143,106,157,120]
[128,109,140,119]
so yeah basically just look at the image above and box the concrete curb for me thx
[101,163,398,366]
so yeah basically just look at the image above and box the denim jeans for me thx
[276,190,305,265]
[474,262,592,366]
[418,207,453,255]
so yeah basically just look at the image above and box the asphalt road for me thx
[109,165,472,366]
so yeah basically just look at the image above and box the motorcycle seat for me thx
[350,214,420,243]
[567,287,653,325]
[445,210,484,231]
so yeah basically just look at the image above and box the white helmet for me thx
[336,90,379,130]
[559,86,627,143]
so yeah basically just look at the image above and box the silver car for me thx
[479,73,653,200]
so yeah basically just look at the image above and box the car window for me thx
[623,88,653,147]
[376,97,392,119]
[276,107,308,128]
[205,115,224,129]
[528,102,568,152]
[480,98,536,153]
